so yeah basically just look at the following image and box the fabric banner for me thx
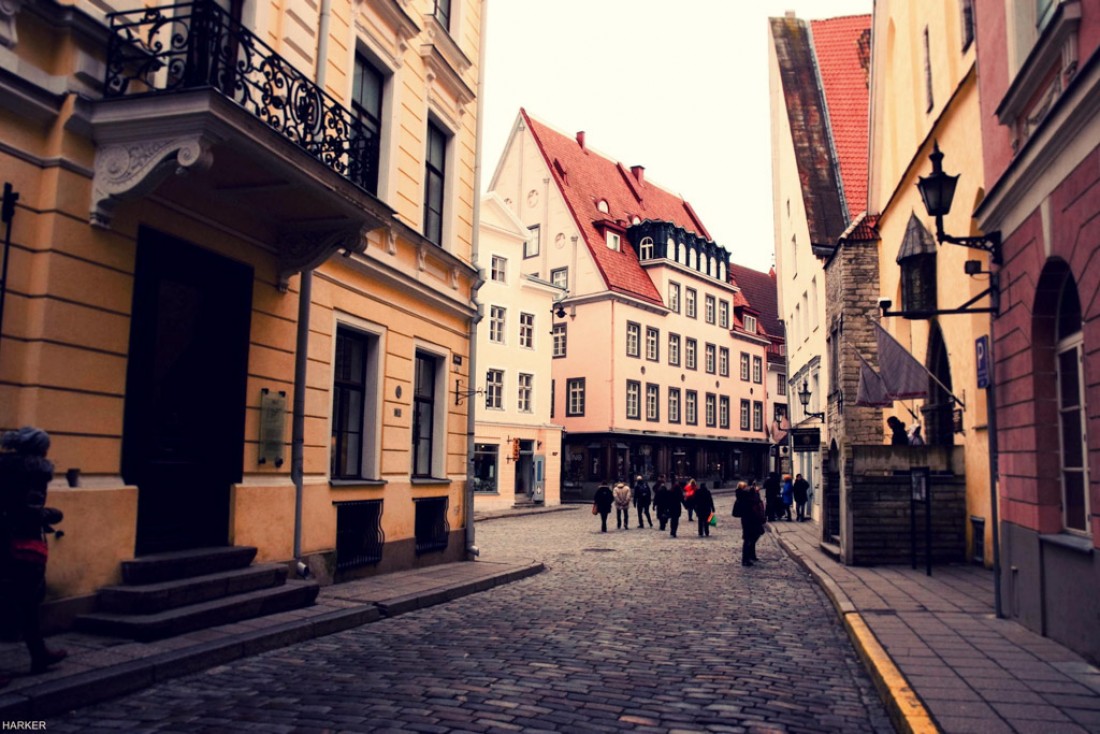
[873,321,929,400]
[855,353,894,407]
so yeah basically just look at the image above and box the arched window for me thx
[639,237,654,260]
[1056,273,1088,532]
[596,199,610,214]
[689,248,697,270]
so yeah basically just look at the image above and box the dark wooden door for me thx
[123,227,253,555]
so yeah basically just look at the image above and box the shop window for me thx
[472,444,499,493]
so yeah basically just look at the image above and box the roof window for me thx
[596,199,610,214]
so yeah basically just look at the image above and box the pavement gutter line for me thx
[772,529,939,734]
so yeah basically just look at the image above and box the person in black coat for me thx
[632,475,653,529]
[592,484,614,533]
[792,473,810,521]
[663,481,685,538]
[763,472,782,522]
[887,416,908,446]
[693,482,715,537]
[0,427,67,679]
[732,480,765,566]
[653,476,670,531]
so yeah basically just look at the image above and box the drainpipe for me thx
[291,0,334,567]
[464,0,490,559]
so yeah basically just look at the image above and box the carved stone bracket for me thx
[0,0,24,49]
[276,223,371,291]
[90,135,215,227]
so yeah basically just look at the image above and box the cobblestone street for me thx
[50,501,893,732]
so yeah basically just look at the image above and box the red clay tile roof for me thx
[523,110,724,306]
[811,15,872,216]
[728,263,782,340]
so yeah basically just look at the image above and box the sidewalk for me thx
[770,519,1100,734]
[0,556,543,721]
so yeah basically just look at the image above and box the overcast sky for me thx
[479,0,872,274]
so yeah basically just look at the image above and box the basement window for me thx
[414,496,450,555]
[335,499,384,570]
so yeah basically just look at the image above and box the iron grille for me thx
[414,496,449,555]
[104,0,380,193]
[335,499,384,571]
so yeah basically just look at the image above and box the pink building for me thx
[488,111,775,498]
[974,0,1100,660]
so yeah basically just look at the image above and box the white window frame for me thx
[719,300,729,329]
[646,383,659,422]
[552,323,567,358]
[607,231,621,251]
[626,321,641,358]
[646,326,659,362]
[626,380,641,420]
[668,281,681,312]
[489,306,506,344]
[639,236,654,260]
[719,347,729,377]
[525,225,540,259]
[705,294,716,324]
[668,387,681,423]
[517,372,533,413]
[485,368,504,410]
[490,255,506,283]
[551,267,568,291]
[1057,333,1090,534]
[669,333,681,367]
[745,315,757,333]
[566,378,586,416]
[519,312,535,349]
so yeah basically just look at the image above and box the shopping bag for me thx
[707,512,717,527]
[591,503,598,515]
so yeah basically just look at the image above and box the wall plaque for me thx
[259,388,286,467]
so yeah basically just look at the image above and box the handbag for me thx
[707,512,717,527]
[591,503,598,515]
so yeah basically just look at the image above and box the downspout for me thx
[292,0,333,566]
[465,0,490,559]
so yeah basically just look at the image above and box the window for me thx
[550,380,555,418]
[740,352,750,381]
[778,372,787,396]
[669,333,681,367]
[719,347,729,377]
[705,393,716,427]
[1037,0,1055,30]
[668,387,681,423]
[552,323,567,358]
[485,369,503,410]
[414,496,449,555]
[1056,275,1088,533]
[490,255,506,283]
[626,380,641,420]
[646,383,659,421]
[753,401,764,432]
[412,352,441,477]
[432,0,451,31]
[705,343,716,374]
[519,312,534,349]
[517,373,533,412]
[551,267,568,290]
[626,321,641,358]
[351,54,384,195]
[923,26,934,112]
[753,356,763,384]
[686,288,697,318]
[740,399,750,430]
[607,231,621,251]
[719,300,729,328]
[472,444,498,493]
[567,378,585,416]
[744,315,757,333]
[668,282,680,312]
[331,326,379,479]
[719,396,730,429]
[424,120,447,245]
[335,499,384,569]
[525,225,540,258]
[705,294,716,324]
[685,390,698,425]
[646,327,659,361]
[639,237,654,260]
[686,338,697,370]
[597,199,610,214]
[489,306,505,343]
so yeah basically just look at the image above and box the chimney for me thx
[785,10,796,18]
[576,131,585,150]
[630,165,645,185]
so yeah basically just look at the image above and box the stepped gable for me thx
[728,263,782,340]
[523,110,721,307]
[811,14,872,216]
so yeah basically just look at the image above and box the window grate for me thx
[415,497,450,555]
[335,500,384,570]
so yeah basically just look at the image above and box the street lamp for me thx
[796,380,825,421]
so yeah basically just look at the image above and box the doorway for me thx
[122,227,253,555]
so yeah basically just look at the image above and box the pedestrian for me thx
[732,480,766,566]
[693,482,715,537]
[0,427,67,683]
[592,484,614,533]
[887,416,908,446]
[763,472,782,522]
[665,480,685,538]
[781,474,794,521]
[653,475,670,530]
[909,424,925,446]
[612,478,632,530]
[632,475,653,528]
[683,477,697,522]
[792,473,810,521]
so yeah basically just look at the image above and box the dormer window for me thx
[607,231,621,251]
[744,315,757,333]
[689,248,698,270]
[639,237,654,260]
[597,199,610,214]
[631,216,641,225]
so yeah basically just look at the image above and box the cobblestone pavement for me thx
[50,500,893,733]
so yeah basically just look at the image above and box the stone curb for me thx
[771,528,938,734]
[0,562,544,721]
[474,505,579,523]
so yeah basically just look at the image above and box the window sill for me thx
[411,477,452,486]
[1039,532,1093,555]
[330,478,387,488]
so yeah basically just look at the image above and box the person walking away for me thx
[653,475,670,530]
[781,474,794,521]
[592,484,614,533]
[0,427,67,683]
[666,481,685,538]
[732,480,766,566]
[763,472,781,522]
[887,416,908,446]
[612,478,632,530]
[632,475,653,528]
[683,478,697,522]
[792,473,810,521]
[693,482,715,537]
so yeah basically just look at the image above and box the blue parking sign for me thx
[976,335,991,389]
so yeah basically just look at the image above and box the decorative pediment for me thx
[420,16,474,114]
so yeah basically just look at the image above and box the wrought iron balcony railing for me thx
[104,0,379,195]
